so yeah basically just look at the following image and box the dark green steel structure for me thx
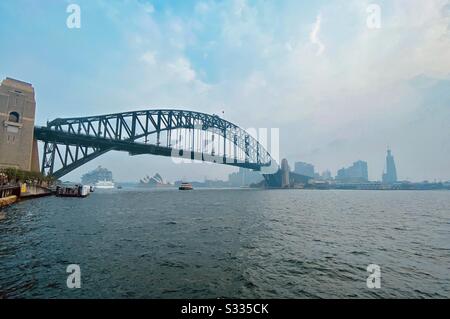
[34,109,275,179]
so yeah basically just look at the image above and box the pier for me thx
[0,185,20,208]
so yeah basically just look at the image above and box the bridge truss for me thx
[34,109,274,179]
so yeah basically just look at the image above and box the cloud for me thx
[195,1,210,15]
[167,57,197,82]
[142,3,154,14]
[140,51,157,65]
[34,0,450,181]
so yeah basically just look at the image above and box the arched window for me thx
[8,111,20,123]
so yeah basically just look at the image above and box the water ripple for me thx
[0,189,449,298]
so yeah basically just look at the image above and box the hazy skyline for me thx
[1,0,449,182]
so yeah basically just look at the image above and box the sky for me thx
[0,0,449,182]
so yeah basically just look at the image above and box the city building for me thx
[382,149,398,184]
[294,161,315,178]
[228,167,263,187]
[336,160,369,183]
[321,170,333,181]
[0,78,39,172]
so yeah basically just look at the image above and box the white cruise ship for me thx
[94,180,115,189]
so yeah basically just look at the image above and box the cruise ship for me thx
[82,166,115,190]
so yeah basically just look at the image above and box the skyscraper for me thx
[382,149,398,184]
[228,167,264,187]
[336,160,369,183]
[321,170,332,180]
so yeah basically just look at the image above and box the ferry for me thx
[179,182,193,191]
[55,185,90,198]
[95,180,115,189]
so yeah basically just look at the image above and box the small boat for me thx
[179,182,193,191]
[95,180,115,189]
[117,185,123,189]
[55,185,90,198]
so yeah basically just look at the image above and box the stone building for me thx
[0,78,39,172]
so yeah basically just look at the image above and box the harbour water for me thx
[0,189,449,298]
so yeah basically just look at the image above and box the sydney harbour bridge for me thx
[33,109,295,186]
[1,77,309,187]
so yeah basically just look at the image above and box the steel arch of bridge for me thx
[34,109,275,179]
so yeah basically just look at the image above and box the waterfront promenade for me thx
[0,185,20,208]
[0,184,52,209]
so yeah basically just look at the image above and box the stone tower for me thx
[0,78,39,172]
[281,158,290,188]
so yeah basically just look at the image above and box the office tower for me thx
[228,167,264,187]
[382,149,398,184]
[294,161,315,178]
[321,170,332,180]
[336,160,369,183]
